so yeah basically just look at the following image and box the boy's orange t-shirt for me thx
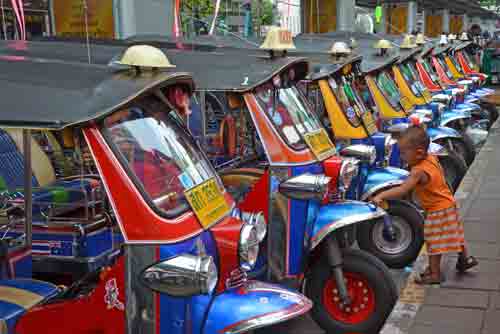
[412,154,456,213]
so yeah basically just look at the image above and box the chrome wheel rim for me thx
[372,216,413,255]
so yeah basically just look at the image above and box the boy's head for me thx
[398,126,429,166]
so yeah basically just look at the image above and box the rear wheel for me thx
[356,200,424,269]
[438,152,468,192]
[306,249,397,334]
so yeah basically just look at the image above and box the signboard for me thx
[185,178,231,229]
[303,129,336,160]
[52,0,114,38]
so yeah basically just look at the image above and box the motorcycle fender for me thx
[428,142,449,156]
[440,110,471,127]
[310,200,386,250]
[427,126,462,141]
[203,281,312,334]
[456,102,481,112]
[361,167,409,201]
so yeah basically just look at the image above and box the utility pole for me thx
[256,0,261,37]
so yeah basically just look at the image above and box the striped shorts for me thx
[424,206,465,255]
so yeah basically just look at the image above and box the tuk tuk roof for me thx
[432,44,452,56]
[454,41,473,52]
[0,40,193,130]
[39,37,310,93]
[397,47,423,64]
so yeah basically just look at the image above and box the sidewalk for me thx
[381,116,500,334]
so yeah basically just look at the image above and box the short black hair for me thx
[401,125,430,151]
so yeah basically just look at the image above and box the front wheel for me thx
[356,200,424,269]
[306,249,397,334]
[438,152,468,192]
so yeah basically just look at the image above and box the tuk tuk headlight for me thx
[384,135,396,161]
[239,223,260,271]
[340,145,376,165]
[338,158,359,192]
[140,254,218,296]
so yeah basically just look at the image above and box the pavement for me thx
[381,112,500,334]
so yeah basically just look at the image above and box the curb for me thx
[379,116,500,334]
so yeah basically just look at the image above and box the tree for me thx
[252,0,276,27]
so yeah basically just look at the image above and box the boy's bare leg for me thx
[429,254,442,280]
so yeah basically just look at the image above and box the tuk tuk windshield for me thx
[462,51,477,69]
[400,62,427,96]
[437,56,454,79]
[255,84,323,151]
[376,71,402,109]
[421,58,441,84]
[328,77,369,127]
[104,96,216,215]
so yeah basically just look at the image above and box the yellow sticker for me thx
[422,89,432,103]
[400,96,413,112]
[362,113,378,135]
[303,128,336,160]
[185,178,231,229]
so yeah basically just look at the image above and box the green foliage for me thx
[252,0,276,26]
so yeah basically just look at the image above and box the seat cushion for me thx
[0,279,58,331]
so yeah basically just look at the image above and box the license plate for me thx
[422,90,432,103]
[400,96,413,112]
[362,113,378,135]
[185,178,231,229]
[303,128,336,160]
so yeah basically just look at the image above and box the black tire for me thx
[435,137,475,166]
[306,249,398,334]
[438,152,468,192]
[356,200,424,269]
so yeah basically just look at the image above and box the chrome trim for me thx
[339,158,360,192]
[239,223,260,271]
[310,207,387,250]
[141,254,217,296]
[279,173,331,200]
[222,281,313,334]
[340,144,376,164]
[428,142,449,156]
[360,180,406,201]
[386,123,409,135]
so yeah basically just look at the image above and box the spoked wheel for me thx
[306,249,397,334]
[438,152,468,193]
[356,200,424,269]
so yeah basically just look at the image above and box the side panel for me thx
[203,281,312,334]
[311,201,386,250]
[361,167,409,200]
[366,76,407,119]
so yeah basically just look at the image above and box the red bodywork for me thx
[416,62,443,92]
[16,257,127,334]
[431,57,462,88]
[456,51,487,81]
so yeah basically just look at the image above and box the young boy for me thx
[373,126,478,285]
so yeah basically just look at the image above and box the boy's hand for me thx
[371,195,385,207]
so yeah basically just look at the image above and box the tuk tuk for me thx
[0,41,313,333]
[153,31,399,333]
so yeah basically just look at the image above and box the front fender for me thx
[455,102,481,112]
[440,110,471,127]
[203,281,312,334]
[310,200,386,250]
[361,167,409,201]
[427,126,462,141]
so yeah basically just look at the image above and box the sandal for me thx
[456,256,478,273]
[414,272,442,285]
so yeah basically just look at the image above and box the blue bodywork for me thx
[360,167,409,200]
[310,200,385,250]
[0,279,59,333]
[203,282,310,333]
